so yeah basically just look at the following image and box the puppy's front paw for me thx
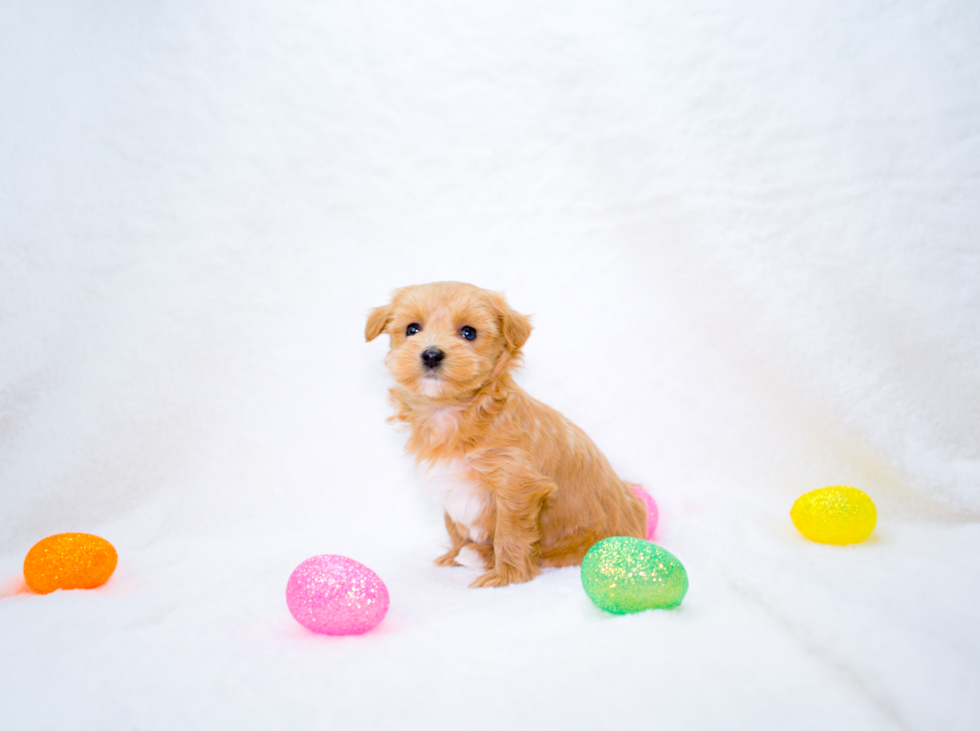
[469,569,511,588]
[434,550,460,567]
[469,562,537,588]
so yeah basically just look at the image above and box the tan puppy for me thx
[366,281,646,587]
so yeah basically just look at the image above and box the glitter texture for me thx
[791,485,877,545]
[581,536,688,614]
[23,533,118,594]
[630,485,659,540]
[286,555,390,635]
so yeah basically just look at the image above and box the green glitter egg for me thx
[581,537,689,614]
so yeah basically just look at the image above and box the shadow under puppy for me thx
[366,281,646,588]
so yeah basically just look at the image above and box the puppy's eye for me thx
[460,326,477,341]
[406,323,422,336]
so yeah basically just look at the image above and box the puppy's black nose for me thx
[421,347,445,369]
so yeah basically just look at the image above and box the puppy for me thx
[366,281,646,587]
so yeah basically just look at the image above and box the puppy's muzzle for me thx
[421,347,445,369]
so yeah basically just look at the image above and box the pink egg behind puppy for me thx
[286,555,389,635]
[631,485,659,540]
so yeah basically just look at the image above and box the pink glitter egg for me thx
[286,555,390,635]
[631,485,659,540]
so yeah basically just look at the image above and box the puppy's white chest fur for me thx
[422,459,488,543]
[426,405,461,441]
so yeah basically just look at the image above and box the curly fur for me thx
[366,281,645,587]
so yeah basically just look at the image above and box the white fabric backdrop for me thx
[2,2,978,729]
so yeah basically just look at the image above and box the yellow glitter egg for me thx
[791,486,877,545]
[23,533,118,594]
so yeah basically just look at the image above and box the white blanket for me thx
[2,2,978,729]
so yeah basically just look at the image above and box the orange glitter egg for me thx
[23,533,118,594]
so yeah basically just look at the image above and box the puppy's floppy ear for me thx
[365,303,393,342]
[493,295,532,351]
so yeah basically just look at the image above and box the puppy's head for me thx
[366,282,531,400]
